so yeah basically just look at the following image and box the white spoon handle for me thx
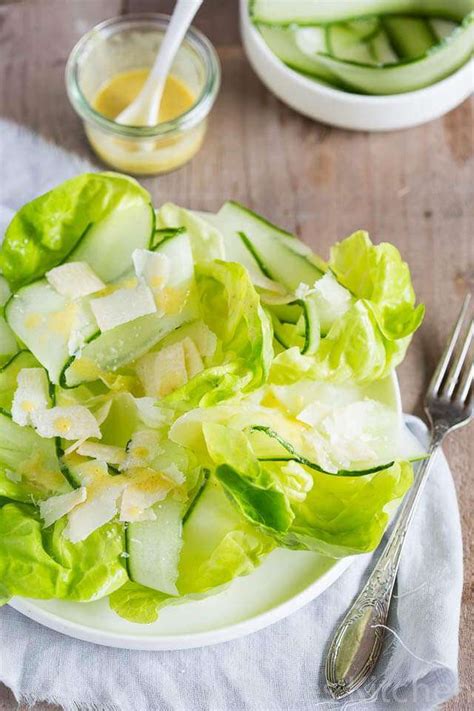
[117,0,203,126]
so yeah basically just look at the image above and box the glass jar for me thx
[66,13,220,175]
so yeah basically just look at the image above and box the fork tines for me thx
[428,293,473,406]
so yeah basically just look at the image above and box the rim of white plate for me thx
[9,557,353,650]
[9,372,401,650]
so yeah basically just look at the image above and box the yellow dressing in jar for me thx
[66,14,220,176]
[93,69,194,123]
[85,68,206,175]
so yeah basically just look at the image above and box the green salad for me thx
[0,172,424,623]
[251,0,474,95]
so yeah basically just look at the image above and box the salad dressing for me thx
[87,69,204,174]
[93,69,195,124]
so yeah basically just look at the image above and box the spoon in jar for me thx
[116,0,203,126]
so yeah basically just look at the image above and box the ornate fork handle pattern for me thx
[325,429,445,699]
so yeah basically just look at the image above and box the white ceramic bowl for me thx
[10,373,403,650]
[240,0,474,131]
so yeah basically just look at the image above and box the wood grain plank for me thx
[125,0,240,45]
[0,1,472,709]
[0,0,122,154]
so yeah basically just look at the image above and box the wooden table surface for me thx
[0,0,472,708]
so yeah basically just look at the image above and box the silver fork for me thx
[325,294,473,700]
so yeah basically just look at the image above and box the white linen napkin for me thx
[0,120,463,711]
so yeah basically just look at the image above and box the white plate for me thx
[240,0,474,131]
[10,373,401,650]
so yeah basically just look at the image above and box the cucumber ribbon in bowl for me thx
[251,0,474,95]
[0,172,424,622]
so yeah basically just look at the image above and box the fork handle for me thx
[325,424,447,700]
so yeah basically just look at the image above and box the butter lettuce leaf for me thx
[203,422,260,477]
[109,581,170,624]
[311,300,412,382]
[197,260,273,389]
[204,422,293,531]
[329,230,425,341]
[0,172,151,289]
[214,455,413,558]
[202,417,412,557]
[271,297,421,384]
[216,464,294,533]
[164,363,245,410]
[270,231,424,383]
[165,261,273,408]
[0,503,127,601]
[282,460,413,557]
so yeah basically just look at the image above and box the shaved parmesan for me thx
[122,506,157,523]
[153,232,196,317]
[77,442,126,466]
[136,342,188,398]
[160,322,217,358]
[134,397,169,428]
[162,463,185,486]
[61,460,127,542]
[11,368,50,426]
[63,437,88,456]
[63,401,112,456]
[32,405,101,440]
[191,323,217,357]
[299,400,401,469]
[132,249,170,297]
[135,335,207,400]
[68,459,109,486]
[296,273,352,334]
[182,337,204,378]
[272,380,366,417]
[46,262,105,298]
[120,468,173,522]
[64,477,125,542]
[296,400,333,428]
[40,487,87,528]
[90,282,156,332]
[121,430,162,470]
[300,430,338,474]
